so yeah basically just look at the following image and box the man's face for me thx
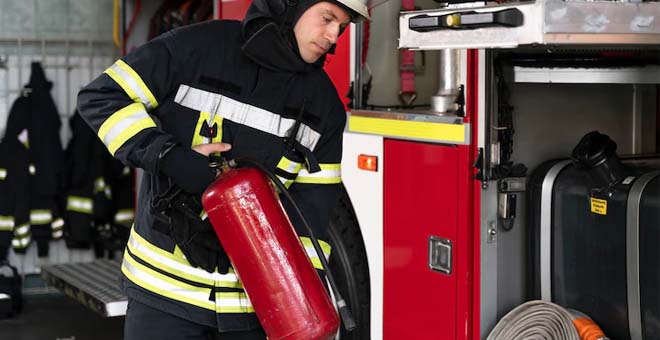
[294,1,351,64]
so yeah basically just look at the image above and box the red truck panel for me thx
[383,139,459,340]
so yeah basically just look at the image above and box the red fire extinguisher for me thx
[201,159,354,340]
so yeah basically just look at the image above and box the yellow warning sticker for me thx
[590,198,607,215]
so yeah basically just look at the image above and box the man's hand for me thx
[192,143,232,156]
[159,142,232,194]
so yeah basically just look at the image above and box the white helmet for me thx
[337,0,370,22]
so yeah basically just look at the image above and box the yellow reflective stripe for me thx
[52,229,63,239]
[275,157,303,189]
[52,218,64,239]
[67,196,93,214]
[12,231,31,248]
[114,209,135,223]
[128,228,242,288]
[215,292,254,313]
[192,112,224,147]
[14,223,29,236]
[295,163,342,184]
[0,216,13,231]
[122,251,216,311]
[276,157,303,173]
[51,218,64,230]
[94,177,107,193]
[349,115,467,143]
[98,103,157,156]
[104,59,158,109]
[300,237,332,270]
[0,168,6,180]
[30,210,52,224]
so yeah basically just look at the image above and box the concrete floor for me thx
[0,294,124,340]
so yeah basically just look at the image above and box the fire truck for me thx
[331,1,660,340]
[31,1,658,339]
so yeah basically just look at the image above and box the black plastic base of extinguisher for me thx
[328,185,371,340]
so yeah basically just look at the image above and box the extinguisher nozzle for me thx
[337,300,357,331]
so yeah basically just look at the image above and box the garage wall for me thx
[0,0,119,275]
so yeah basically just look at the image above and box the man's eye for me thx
[323,16,332,23]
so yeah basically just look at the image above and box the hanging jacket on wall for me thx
[1,93,34,256]
[77,16,345,331]
[24,62,65,257]
[62,112,134,256]
[0,137,30,261]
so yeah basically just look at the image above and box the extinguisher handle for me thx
[229,158,357,331]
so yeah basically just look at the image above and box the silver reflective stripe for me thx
[0,216,13,231]
[52,229,63,239]
[101,104,152,150]
[540,160,571,302]
[127,231,239,284]
[106,60,158,110]
[94,177,107,193]
[304,245,329,261]
[12,234,30,248]
[0,168,6,180]
[296,164,342,184]
[14,223,30,236]
[275,157,303,188]
[174,85,321,151]
[30,210,53,224]
[627,171,658,340]
[279,159,302,174]
[115,210,135,223]
[215,292,254,312]
[67,196,93,213]
[29,164,36,175]
[122,253,215,309]
[52,218,64,229]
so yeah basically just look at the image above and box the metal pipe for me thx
[431,48,460,113]
[353,21,363,109]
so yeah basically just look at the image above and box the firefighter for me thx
[76,0,369,338]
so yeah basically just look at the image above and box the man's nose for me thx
[325,25,340,44]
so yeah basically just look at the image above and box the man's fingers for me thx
[192,143,232,156]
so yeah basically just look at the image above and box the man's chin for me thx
[302,54,322,64]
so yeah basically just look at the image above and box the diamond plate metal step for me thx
[41,259,127,317]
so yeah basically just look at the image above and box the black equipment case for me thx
[528,132,659,340]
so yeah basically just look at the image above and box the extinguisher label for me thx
[590,198,608,215]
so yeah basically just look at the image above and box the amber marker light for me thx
[357,154,378,172]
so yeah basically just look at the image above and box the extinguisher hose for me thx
[229,158,357,331]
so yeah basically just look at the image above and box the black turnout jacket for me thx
[77,6,346,331]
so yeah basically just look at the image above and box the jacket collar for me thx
[241,20,326,74]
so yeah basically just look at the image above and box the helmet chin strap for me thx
[280,0,298,37]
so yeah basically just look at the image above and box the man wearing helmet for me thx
[77,0,368,338]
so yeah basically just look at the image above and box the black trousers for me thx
[123,298,267,340]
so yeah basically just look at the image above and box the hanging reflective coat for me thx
[62,112,135,257]
[1,63,66,257]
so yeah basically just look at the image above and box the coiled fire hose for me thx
[487,300,609,340]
